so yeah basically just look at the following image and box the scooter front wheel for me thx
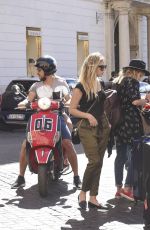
[38,164,48,197]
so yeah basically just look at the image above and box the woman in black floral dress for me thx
[114,59,150,201]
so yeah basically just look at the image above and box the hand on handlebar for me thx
[17,100,31,110]
[16,103,27,110]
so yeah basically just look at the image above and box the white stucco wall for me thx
[0,0,149,93]
[0,0,105,92]
[141,16,148,67]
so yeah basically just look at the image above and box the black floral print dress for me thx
[116,77,143,144]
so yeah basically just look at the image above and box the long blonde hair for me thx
[79,52,105,100]
[124,68,144,80]
[113,68,144,84]
[113,69,125,84]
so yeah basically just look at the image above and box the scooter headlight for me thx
[38,97,51,110]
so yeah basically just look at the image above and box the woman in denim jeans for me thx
[115,141,134,200]
[114,59,150,201]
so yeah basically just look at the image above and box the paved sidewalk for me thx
[0,141,144,230]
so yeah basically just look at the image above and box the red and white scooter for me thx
[17,95,66,197]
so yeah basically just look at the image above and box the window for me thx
[26,27,42,77]
[77,32,89,76]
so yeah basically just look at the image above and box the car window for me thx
[6,80,38,93]
[139,81,150,99]
[66,79,77,88]
[139,81,150,93]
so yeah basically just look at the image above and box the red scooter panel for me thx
[28,111,59,148]
[35,147,53,164]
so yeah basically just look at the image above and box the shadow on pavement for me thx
[0,129,25,165]
[4,179,76,209]
[62,198,144,230]
[0,129,84,165]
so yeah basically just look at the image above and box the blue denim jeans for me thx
[60,116,71,140]
[115,141,133,187]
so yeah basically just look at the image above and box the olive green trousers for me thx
[78,114,110,196]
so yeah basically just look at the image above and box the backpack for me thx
[103,83,122,131]
[104,86,122,157]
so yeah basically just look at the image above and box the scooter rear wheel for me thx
[38,164,48,197]
[53,167,60,181]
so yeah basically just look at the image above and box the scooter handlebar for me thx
[16,98,64,112]
[30,100,61,111]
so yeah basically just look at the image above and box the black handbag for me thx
[71,126,80,145]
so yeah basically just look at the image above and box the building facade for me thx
[104,0,150,76]
[0,0,105,92]
[0,0,149,92]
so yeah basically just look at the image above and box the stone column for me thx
[138,15,143,59]
[104,2,115,79]
[147,15,150,70]
[112,0,131,69]
[119,9,130,68]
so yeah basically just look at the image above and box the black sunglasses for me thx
[98,65,107,70]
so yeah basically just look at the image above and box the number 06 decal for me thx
[35,118,53,131]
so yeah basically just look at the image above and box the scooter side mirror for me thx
[11,84,21,95]
[11,84,27,99]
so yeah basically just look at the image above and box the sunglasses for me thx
[98,65,107,70]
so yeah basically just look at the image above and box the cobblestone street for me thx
[0,130,144,230]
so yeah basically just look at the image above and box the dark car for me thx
[0,77,77,129]
[64,78,78,124]
[65,78,77,92]
[0,78,39,128]
[139,81,150,99]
